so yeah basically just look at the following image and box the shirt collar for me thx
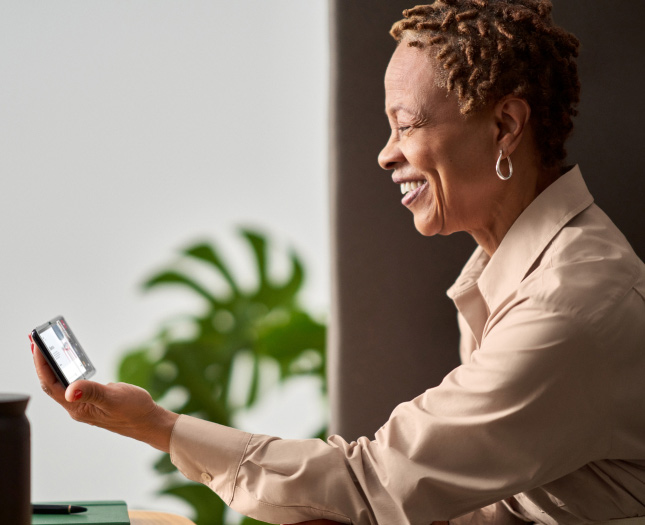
[447,165,594,313]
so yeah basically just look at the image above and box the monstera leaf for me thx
[118,228,326,525]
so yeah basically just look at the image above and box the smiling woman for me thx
[29,1,645,525]
[378,44,527,249]
[378,47,552,254]
[379,0,578,253]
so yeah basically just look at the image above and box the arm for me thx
[169,303,611,524]
[31,336,344,524]
[31,303,610,525]
[31,335,179,452]
[32,337,501,525]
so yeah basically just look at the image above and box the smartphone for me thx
[31,316,96,387]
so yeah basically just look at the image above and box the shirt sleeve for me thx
[450,500,531,525]
[170,301,612,525]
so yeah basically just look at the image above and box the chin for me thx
[413,221,441,237]
[412,212,444,236]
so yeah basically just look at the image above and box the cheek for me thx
[417,182,443,229]
[446,143,486,174]
[432,170,483,230]
[406,144,433,170]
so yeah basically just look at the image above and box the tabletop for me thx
[129,510,196,524]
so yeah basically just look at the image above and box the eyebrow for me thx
[385,104,418,118]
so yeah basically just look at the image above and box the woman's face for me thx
[378,43,503,239]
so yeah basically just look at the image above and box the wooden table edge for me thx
[128,509,197,524]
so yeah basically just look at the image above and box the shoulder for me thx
[520,202,645,324]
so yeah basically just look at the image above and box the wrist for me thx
[136,404,180,453]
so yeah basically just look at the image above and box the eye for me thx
[398,126,411,135]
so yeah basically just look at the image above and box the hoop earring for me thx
[496,150,513,180]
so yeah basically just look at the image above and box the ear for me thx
[494,96,531,157]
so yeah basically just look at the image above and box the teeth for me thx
[400,181,424,194]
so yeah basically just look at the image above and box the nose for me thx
[378,133,404,171]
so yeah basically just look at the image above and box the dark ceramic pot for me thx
[0,394,30,525]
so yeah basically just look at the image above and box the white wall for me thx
[1,0,329,517]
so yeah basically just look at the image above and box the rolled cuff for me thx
[169,414,252,505]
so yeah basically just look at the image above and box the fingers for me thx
[65,379,102,404]
[32,345,57,385]
[29,334,101,417]
[30,335,67,401]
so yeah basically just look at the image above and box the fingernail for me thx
[73,390,83,401]
[30,343,34,354]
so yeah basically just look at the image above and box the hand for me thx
[31,335,179,452]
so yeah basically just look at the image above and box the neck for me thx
[469,161,559,257]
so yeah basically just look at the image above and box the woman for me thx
[32,1,645,524]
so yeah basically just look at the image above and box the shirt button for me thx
[201,472,212,483]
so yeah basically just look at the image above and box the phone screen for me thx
[33,316,95,386]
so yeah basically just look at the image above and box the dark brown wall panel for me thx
[328,1,645,440]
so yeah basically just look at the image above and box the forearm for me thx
[170,415,361,524]
[126,403,180,453]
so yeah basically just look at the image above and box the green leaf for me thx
[161,482,225,525]
[144,270,221,307]
[163,344,231,424]
[153,453,177,474]
[245,354,261,408]
[255,311,326,362]
[241,229,269,292]
[118,350,155,389]
[184,243,241,296]
[281,250,305,300]
[314,425,329,441]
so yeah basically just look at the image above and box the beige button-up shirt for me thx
[170,166,645,525]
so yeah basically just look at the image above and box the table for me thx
[129,510,196,524]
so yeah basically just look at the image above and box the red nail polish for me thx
[31,343,34,354]
[73,390,83,401]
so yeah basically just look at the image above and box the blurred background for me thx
[1,0,329,517]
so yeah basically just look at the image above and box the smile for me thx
[400,180,427,194]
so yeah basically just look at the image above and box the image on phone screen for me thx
[33,316,95,386]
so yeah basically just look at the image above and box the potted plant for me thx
[118,229,327,525]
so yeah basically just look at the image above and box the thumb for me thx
[65,380,106,404]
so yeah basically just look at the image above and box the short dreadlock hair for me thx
[390,0,580,168]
